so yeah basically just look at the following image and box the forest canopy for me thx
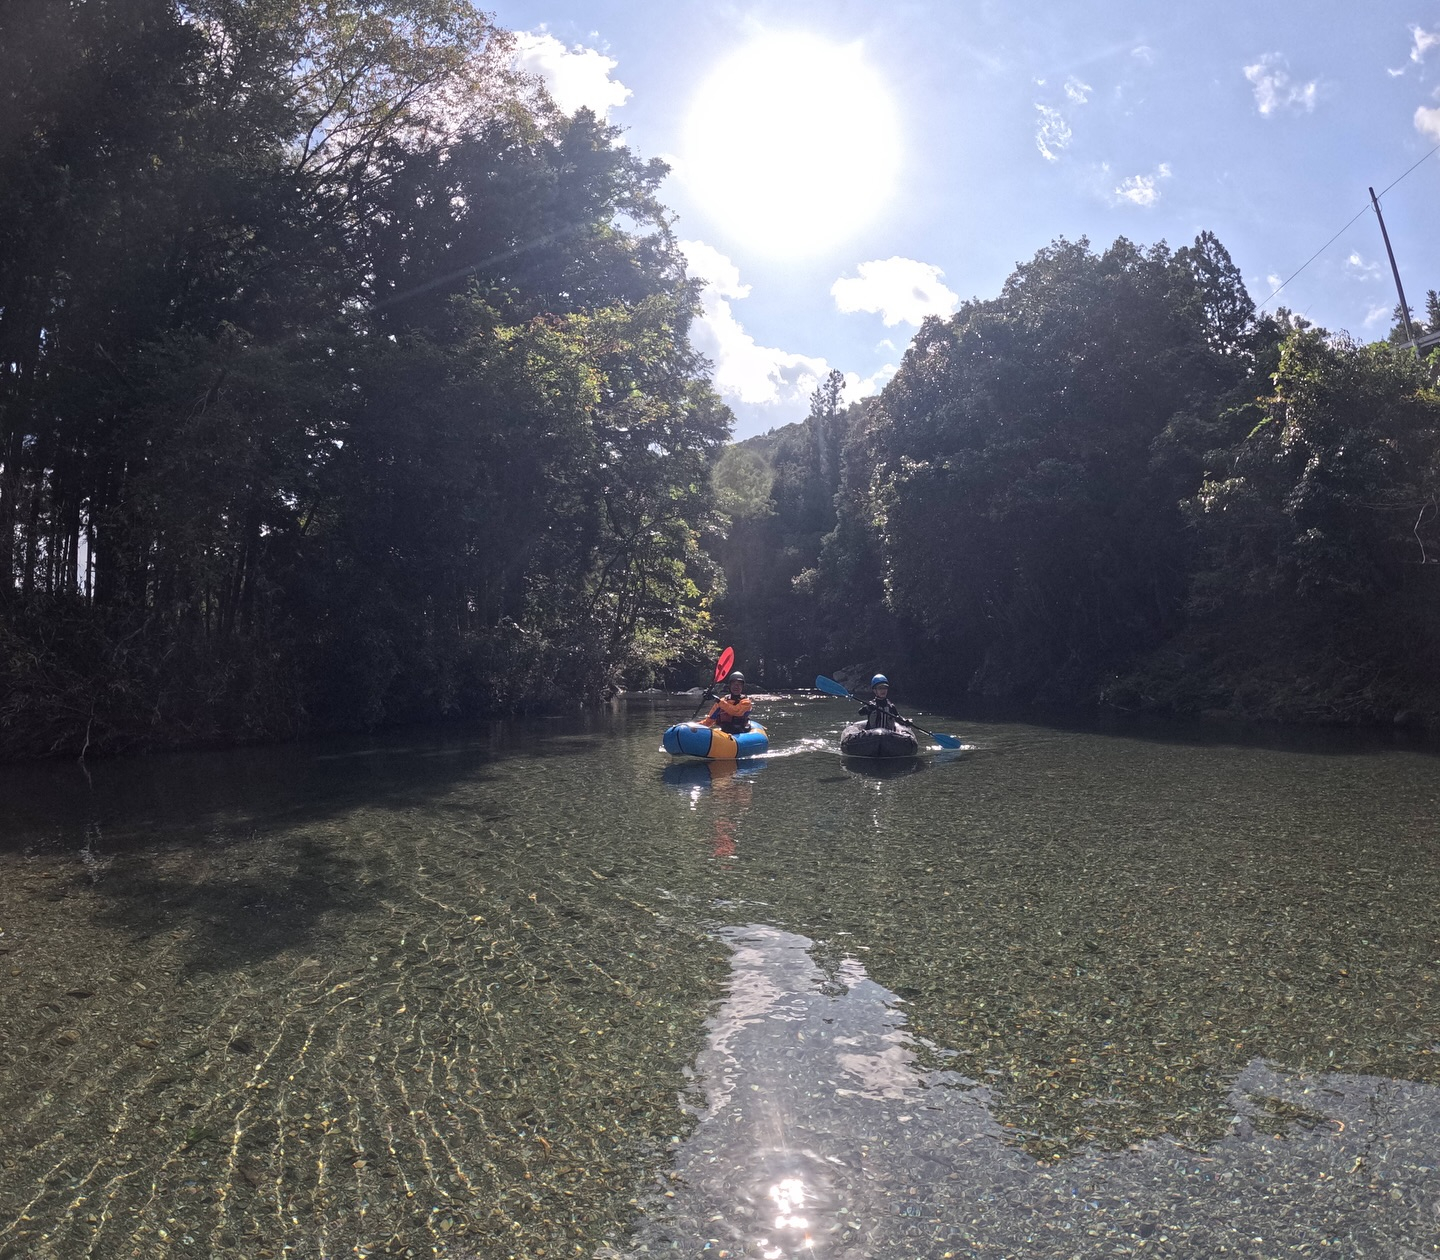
[0,0,728,756]
[3,0,1438,759]
[707,236,1440,724]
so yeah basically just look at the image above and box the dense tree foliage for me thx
[709,235,1440,723]
[1145,331,1440,720]
[5,1,1436,756]
[871,234,1260,699]
[707,371,896,686]
[0,0,727,756]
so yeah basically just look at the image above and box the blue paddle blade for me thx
[930,731,963,750]
[815,675,851,697]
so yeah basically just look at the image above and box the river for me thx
[1,696,1438,1259]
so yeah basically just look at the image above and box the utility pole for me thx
[1370,186,1418,348]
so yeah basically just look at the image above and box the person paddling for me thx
[702,671,754,734]
[859,675,911,732]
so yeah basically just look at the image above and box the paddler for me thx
[702,671,754,734]
[859,675,911,731]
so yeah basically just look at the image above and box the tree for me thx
[1168,330,1440,719]
[0,1,731,756]
[867,235,1257,701]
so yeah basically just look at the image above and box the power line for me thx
[1257,138,1440,310]
[1256,204,1372,310]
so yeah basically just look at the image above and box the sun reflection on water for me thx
[620,922,1440,1258]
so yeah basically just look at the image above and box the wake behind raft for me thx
[662,721,769,760]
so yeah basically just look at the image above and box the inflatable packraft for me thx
[839,721,919,759]
[662,722,768,760]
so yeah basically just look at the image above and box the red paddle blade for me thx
[714,646,735,683]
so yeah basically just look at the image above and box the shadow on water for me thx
[0,713,620,857]
[88,838,371,975]
[0,712,627,976]
[840,755,925,779]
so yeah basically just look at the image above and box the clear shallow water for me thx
[1,698,1438,1258]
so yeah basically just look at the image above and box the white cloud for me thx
[1266,273,1284,293]
[1035,104,1073,161]
[1116,175,1158,206]
[1363,303,1392,329]
[854,362,898,397]
[1131,45,1155,65]
[1344,251,1383,279]
[1244,54,1318,116]
[1411,25,1440,63]
[513,31,631,119]
[683,241,842,410]
[1064,76,1093,105]
[692,295,828,408]
[679,239,750,300]
[1417,103,1440,142]
[831,258,960,327]
[1114,162,1172,207]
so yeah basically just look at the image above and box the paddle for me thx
[690,646,736,718]
[814,675,964,749]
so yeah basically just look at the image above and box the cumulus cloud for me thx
[681,240,877,415]
[1417,103,1440,142]
[1411,25,1440,63]
[831,258,960,327]
[1363,303,1393,329]
[690,297,830,407]
[1344,251,1383,279]
[513,31,631,118]
[1064,76,1093,105]
[1114,162,1172,207]
[1035,104,1073,161]
[1243,53,1318,115]
[854,361,899,397]
[679,239,750,300]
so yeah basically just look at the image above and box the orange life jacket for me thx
[705,694,752,728]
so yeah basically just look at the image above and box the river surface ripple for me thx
[1,697,1438,1258]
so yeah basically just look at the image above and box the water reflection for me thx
[621,925,1440,1258]
[839,756,924,780]
[661,759,768,795]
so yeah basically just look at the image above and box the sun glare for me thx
[683,33,901,257]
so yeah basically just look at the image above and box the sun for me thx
[682,33,902,258]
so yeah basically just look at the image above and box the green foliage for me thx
[869,235,1257,700]
[706,231,1440,723]
[0,0,728,756]
[1150,333,1440,720]
[1190,332,1440,600]
[711,446,773,520]
[707,372,891,685]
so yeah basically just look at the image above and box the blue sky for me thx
[494,0,1440,439]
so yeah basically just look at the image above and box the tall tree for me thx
[0,1,731,756]
[868,235,1257,701]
